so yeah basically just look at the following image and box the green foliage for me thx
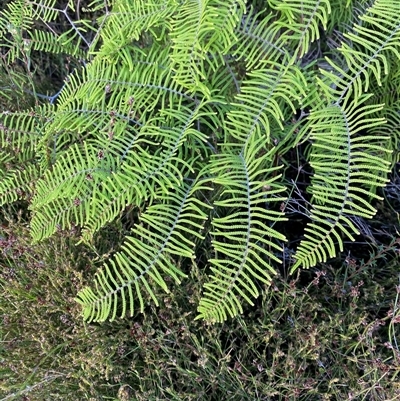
[290,95,391,271]
[197,134,287,321]
[1,0,400,323]
[77,181,212,322]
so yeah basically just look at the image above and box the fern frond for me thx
[233,9,289,70]
[268,0,332,61]
[206,0,246,53]
[52,44,189,131]
[366,67,400,163]
[76,181,211,322]
[0,0,87,63]
[80,102,210,243]
[197,134,287,322]
[291,95,391,271]
[0,0,34,63]
[368,103,400,164]
[226,63,307,144]
[39,42,191,163]
[25,29,86,58]
[169,0,245,95]
[29,140,119,241]
[30,37,215,244]
[0,108,44,158]
[318,0,400,105]
[0,163,41,206]
[95,0,178,58]
[0,108,44,205]
[168,0,214,95]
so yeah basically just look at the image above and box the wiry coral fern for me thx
[0,0,399,322]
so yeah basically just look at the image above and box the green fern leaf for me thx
[29,140,119,241]
[0,107,48,205]
[169,0,246,95]
[268,0,332,61]
[233,9,290,70]
[81,103,210,243]
[291,95,391,271]
[169,0,214,95]
[317,0,400,105]
[0,163,40,206]
[76,181,211,322]
[197,133,287,322]
[96,0,178,58]
[226,62,307,144]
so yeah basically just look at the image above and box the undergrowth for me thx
[1,204,399,400]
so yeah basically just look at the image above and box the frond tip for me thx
[291,96,391,272]
[76,182,211,322]
[196,134,287,322]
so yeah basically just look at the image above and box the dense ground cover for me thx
[1,199,400,400]
[1,0,400,399]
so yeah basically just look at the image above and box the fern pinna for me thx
[0,0,399,322]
